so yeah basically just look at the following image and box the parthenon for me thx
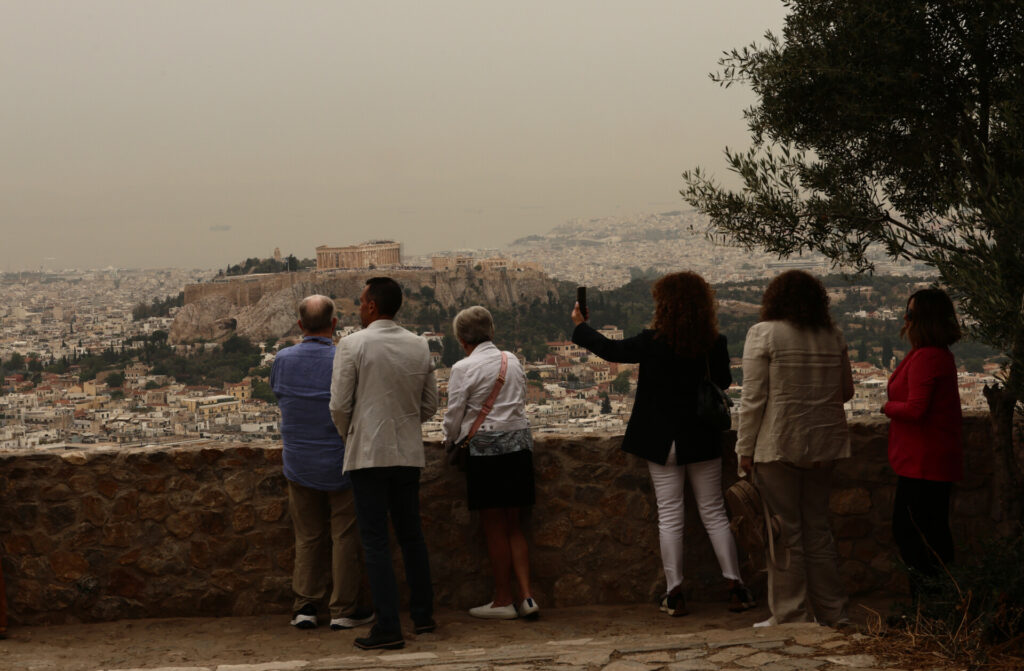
[315,240,402,270]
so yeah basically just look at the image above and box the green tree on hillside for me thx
[682,0,1024,523]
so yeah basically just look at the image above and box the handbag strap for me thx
[464,352,509,442]
[760,481,791,570]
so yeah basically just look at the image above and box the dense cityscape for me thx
[0,213,1002,450]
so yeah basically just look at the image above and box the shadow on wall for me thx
[0,416,996,625]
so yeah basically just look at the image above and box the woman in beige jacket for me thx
[736,270,854,627]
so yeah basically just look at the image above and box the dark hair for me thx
[901,288,961,348]
[650,271,718,357]
[761,270,834,330]
[298,295,336,332]
[365,277,403,317]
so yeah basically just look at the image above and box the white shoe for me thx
[517,597,540,620]
[753,617,776,628]
[469,601,518,620]
[329,610,375,630]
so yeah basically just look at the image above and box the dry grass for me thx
[858,599,1024,671]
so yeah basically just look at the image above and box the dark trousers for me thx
[892,476,954,590]
[0,551,6,634]
[349,466,433,634]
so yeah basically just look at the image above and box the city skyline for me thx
[2,1,787,271]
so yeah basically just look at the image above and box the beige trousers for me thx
[754,461,848,625]
[288,481,369,618]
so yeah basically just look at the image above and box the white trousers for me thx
[647,449,742,592]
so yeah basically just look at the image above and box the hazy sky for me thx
[2,1,788,271]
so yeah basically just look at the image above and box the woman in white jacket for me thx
[443,306,538,620]
[736,270,854,627]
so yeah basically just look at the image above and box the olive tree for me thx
[682,0,1024,525]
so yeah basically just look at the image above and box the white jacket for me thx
[443,341,529,444]
[330,319,438,472]
[736,320,854,467]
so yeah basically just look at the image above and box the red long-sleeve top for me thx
[883,346,963,481]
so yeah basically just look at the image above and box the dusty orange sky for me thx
[1,1,787,270]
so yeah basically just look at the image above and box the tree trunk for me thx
[984,334,1024,533]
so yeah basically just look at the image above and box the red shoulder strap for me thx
[465,352,508,441]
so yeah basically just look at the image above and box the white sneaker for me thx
[753,617,776,628]
[329,610,375,630]
[469,601,518,620]
[517,597,540,620]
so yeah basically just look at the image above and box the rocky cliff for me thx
[169,268,559,344]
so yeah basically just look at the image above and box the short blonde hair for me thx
[453,306,494,346]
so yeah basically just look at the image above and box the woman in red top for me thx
[883,288,962,593]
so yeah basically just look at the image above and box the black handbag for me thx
[695,356,733,431]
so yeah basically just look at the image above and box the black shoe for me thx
[728,583,757,612]
[290,603,318,629]
[413,618,436,634]
[660,591,689,617]
[354,627,405,650]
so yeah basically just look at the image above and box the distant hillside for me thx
[170,267,560,344]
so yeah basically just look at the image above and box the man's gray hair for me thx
[453,306,494,346]
[298,294,336,333]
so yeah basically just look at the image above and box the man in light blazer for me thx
[330,276,438,651]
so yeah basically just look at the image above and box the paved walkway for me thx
[0,601,946,671]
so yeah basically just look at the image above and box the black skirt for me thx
[465,449,535,511]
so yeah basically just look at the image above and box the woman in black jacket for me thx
[571,271,753,616]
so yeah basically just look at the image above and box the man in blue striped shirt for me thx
[271,294,373,631]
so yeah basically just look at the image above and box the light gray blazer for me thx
[330,319,438,472]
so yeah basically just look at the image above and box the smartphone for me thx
[576,286,588,321]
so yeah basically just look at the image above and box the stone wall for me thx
[0,416,996,625]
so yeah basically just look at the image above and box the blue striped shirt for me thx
[270,336,349,491]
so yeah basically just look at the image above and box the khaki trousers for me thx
[288,481,369,618]
[754,461,848,625]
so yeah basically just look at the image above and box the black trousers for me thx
[349,466,433,635]
[892,476,954,588]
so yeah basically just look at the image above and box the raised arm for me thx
[572,323,647,364]
[329,338,357,438]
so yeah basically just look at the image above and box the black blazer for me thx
[572,323,732,465]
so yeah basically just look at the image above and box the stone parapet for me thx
[0,416,995,625]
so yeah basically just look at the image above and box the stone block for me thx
[193,485,229,509]
[256,473,286,496]
[258,500,285,522]
[232,505,256,532]
[49,550,90,581]
[108,568,146,599]
[534,517,571,548]
[166,512,199,539]
[569,507,603,528]
[44,503,77,533]
[110,491,140,520]
[829,488,871,515]
[140,476,168,494]
[224,471,256,503]
[553,574,594,606]
[96,477,120,498]
[68,473,97,494]
[138,496,170,521]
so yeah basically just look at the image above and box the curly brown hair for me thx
[651,271,718,357]
[760,270,835,330]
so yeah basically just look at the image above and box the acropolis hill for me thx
[171,266,558,344]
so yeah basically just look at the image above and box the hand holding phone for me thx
[575,286,589,322]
